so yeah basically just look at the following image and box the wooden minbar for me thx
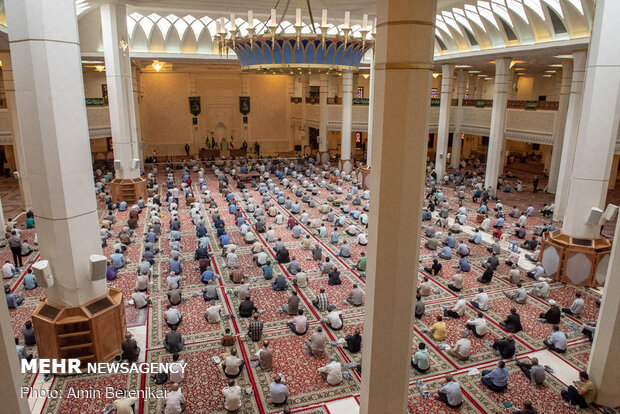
[356,165,371,190]
[31,287,126,366]
[539,229,612,288]
[110,177,147,203]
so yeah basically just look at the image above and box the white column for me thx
[101,2,140,179]
[359,0,435,412]
[484,58,511,190]
[300,74,309,152]
[341,71,353,173]
[366,51,376,168]
[553,51,587,222]
[6,0,106,306]
[562,0,620,239]
[451,70,466,169]
[131,65,145,166]
[0,196,5,241]
[435,64,455,178]
[0,52,32,211]
[546,61,573,193]
[241,73,250,148]
[319,73,329,163]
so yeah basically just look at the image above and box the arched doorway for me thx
[215,122,228,140]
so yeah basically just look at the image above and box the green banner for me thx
[525,101,538,111]
[85,98,104,106]
[475,100,486,108]
[431,98,441,107]
[353,97,369,105]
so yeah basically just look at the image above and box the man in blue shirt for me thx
[219,233,230,247]
[269,375,289,405]
[201,268,214,284]
[455,256,471,272]
[468,228,482,244]
[444,232,456,248]
[494,217,505,228]
[110,249,126,269]
[437,242,452,260]
[118,200,128,211]
[15,338,32,362]
[481,360,509,392]
[196,224,207,238]
[23,269,37,290]
[262,262,274,280]
[330,229,340,244]
[5,285,24,309]
[169,259,183,275]
[229,203,237,214]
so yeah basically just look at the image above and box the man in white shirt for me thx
[254,251,268,266]
[266,227,276,242]
[444,295,467,318]
[168,353,185,383]
[323,308,343,330]
[448,331,471,361]
[132,288,151,309]
[470,288,489,311]
[164,383,186,414]
[227,248,238,269]
[318,359,343,385]
[448,273,463,292]
[543,325,567,353]
[466,312,488,338]
[562,292,585,316]
[205,301,222,324]
[222,379,242,412]
[357,233,368,245]
[2,260,17,279]
[165,306,182,328]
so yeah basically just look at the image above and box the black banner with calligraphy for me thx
[239,96,250,115]
[189,96,201,116]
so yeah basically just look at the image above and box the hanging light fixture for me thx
[151,60,164,72]
[215,3,375,74]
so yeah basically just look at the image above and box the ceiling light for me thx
[545,70,556,73]
[549,64,562,67]
[477,74,487,77]
[542,74,552,77]
[433,73,440,79]
[81,60,104,64]
[514,67,526,71]
[362,74,369,79]
[554,55,573,59]
[152,60,164,72]
[455,65,472,68]
[95,65,105,72]
[469,70,481,73]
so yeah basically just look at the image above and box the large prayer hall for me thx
[1,0,619,413]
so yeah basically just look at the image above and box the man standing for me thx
[7,231,22,267]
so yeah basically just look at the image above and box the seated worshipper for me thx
[526,262,545,280]
[248,313,264,342]
[22,320,36,346]
[305,326,328,356]
[269,374,289,406]
[167,287,182,306]
[287,257,300,275]
[521,236,539,251]
[278,291,300,318]
[318,358,343,386]
[444,295,467,318]
[515,357,546,386]
[22,269,37,290]
[530,281,550,299]
[165,305,183,329]
[110,249,127,269]
[202,282,219,303]
[487,238,501,255]
[169,257,183,275]
[338,242,351,258]
[221,328,236,347]
[276,246,290,264]
[288,309,309,335]
[221,348,245,379]
[328,269,342,286]
[470,288,489,310]
[164,383,186,414]
[251,340,274,371]
[121,332,140,363]
[525,248,540,263]
[430,315,447,341]
[561,371,596,409]
[491,334,516,358]
[131,288,151,309]
[476,263,494,284]
[480,215,491,232]
[493,217,505,229]
[456,240,469,256]
[167,272,184,290]
[346,284,364,307]
[498,307,523,333]
[344,329,363,353]
[539,299,562,324]
[481,360,509,392]
[312,245,323,261]
[423,259,442,276]
[447,331,471,361]
[503,283,528,304]
[562,292,585,317]
[514,224,527,239]
[222,379,242,412]
[272,274,288,291]
[236,283,250,301]
[543,325,567,353]
[453,255,471,272]
[239,295,258,318]
[357,232,368,245]
[482,252,500,271]
[469,228,483,244]
[345,224,358,236]
[466,312,488,338]
[200,266,215,284]
[226,248,239,269]
[411,342,430,372]
[356,252,367,272]
[415,294,425,319]
[418,277,433,297]
[582,322,596,342]
[292,270,308,288]
[320,257,335,274]
[163,325,184,353]
[301,235,312,250]
[437,242,452,259]
[312,288,331,312]
[435,375,463,409]
[448,273,463,292]
[424,237,439,251]
[323,307,343,330]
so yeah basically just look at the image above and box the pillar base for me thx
[338,158,353,174]
[31,287,126,365]
[110,177,147,203]
[357,165,371,190]
[319,151,330,164]
[539,229,612,287]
